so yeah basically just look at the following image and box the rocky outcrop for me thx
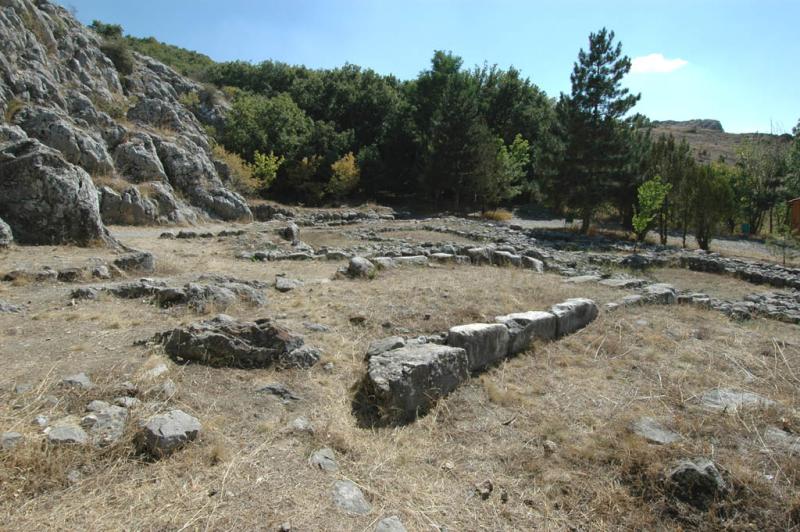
[99,185,157,225]
[0,138,109,245]
[157,314,317,369]
[0,0,251,242]
[0,216,12,246]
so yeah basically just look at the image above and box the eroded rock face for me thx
[0,217,12,247]
[100,186,158,225]
[0,139,108,245]
[158,314,310,368]
[0,0,252,230]
[354,343,469,426]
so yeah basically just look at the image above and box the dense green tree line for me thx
[91,21,800,245]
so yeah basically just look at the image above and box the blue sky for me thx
[58,0,798,134]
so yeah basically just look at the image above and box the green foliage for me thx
[222,92,313,161]
[733,137,789,234]
[691,163,735,251]
[252,151,285,193]
[326,152,360,200]
[125,36,216,79]
[554,28,641,232]
[477,134,531,210]
[212,144,258,196]
[765,207,800,266]
[89,20,122,39]
[632,175,672,242]
[4,97,25,122]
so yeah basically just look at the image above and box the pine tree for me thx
[557,28,640,233]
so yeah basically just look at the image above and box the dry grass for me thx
[0,219,799,529]
[482,209,513,221]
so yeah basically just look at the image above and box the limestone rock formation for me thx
[0,0,252,245]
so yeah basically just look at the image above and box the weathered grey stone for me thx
[599,277,647,289]
[158,315,306,368]
[47,424,88,445]
[100,186,158,225]
[81,404,128,445]
[630,417,681,445]
[700,388,774,412]
[447,323,510,371]
[275,277,303,292]
[62,372,93,389]
[521,256,544,272]
[491,250,522,267]
[643,283,677,304]
[332,480,372,515]
[16,106,113,174]
[278,346,321,369]
[0,300,23,313]
[366,336,406,360]
[564,275,601,284]
[289,416,314,434]
[356,343,469,425]
[0,217,12,247]
[495,311,557,354]
[309,447,338,472]
[668,459,727,510]
[375,516,407,532]
[0,139,109,246]
[347,257,376,278]
[137,409,201,457]
[255,382,301,402]
[550,298,599,337]
[113,251,155,272]
[1,431,23,450]
[112,133,167,182]
[279,222,300,243]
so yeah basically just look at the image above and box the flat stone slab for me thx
[563,275,601,284]
[332,480,372,515]
[137,409,201,457]
[643,283,677,304]
[309,447,338,472]
[550,298,599,337]
[366,336,406,360]
[700,388,774,412]
[447,323,509,371]
[630,417,681,444]
[599,277,647,289]
[356,343,469,425]
[495,311,557,354]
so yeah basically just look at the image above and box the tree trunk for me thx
[580,207,592,234]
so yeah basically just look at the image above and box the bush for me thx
[251,151,284,193]
[326,152,360,200]
[4,98,25,122]
[482,209,513,221]
[211,145,258,197]
[100,38,134,76]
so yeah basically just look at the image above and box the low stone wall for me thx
[352,298,599,427]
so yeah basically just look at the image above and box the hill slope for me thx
[651,119,790,164]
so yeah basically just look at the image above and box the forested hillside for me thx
[99,22,800,243]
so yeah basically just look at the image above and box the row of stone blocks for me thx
[353,298,598,426]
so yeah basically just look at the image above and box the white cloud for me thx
[631,53,688,74]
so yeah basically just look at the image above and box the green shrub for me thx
[212,145,259,197]
[252,151,285,193]
[100,38,134,76]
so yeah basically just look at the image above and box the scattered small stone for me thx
[278,345,321,369]
[61,372,93,389]
[13,383,33,394]
[255,383,301,402]
[113,251,155,273]
[47,424,88,445]
[332,480,372,515]
[275,277,303,292]
[32,415,48,428]
[1,431,23,450]
[349,315,367,326]
[288,416,314,434]
[475,479,494,500]
[668,458,727,510]
[375,516,407,532]
[146,378,177,399]
[346,257,376,279]
[309,447,338,472]
[630,417,681,445]
[303,322,330,333]
[542,439,558,455]
[66,469,81,484]
[114,396,141,408]
[86,400,111,412]
[137,409,201,457]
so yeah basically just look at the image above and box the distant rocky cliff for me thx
[0,0,251,246]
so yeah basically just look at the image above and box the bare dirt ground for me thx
[1,218,799,530]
